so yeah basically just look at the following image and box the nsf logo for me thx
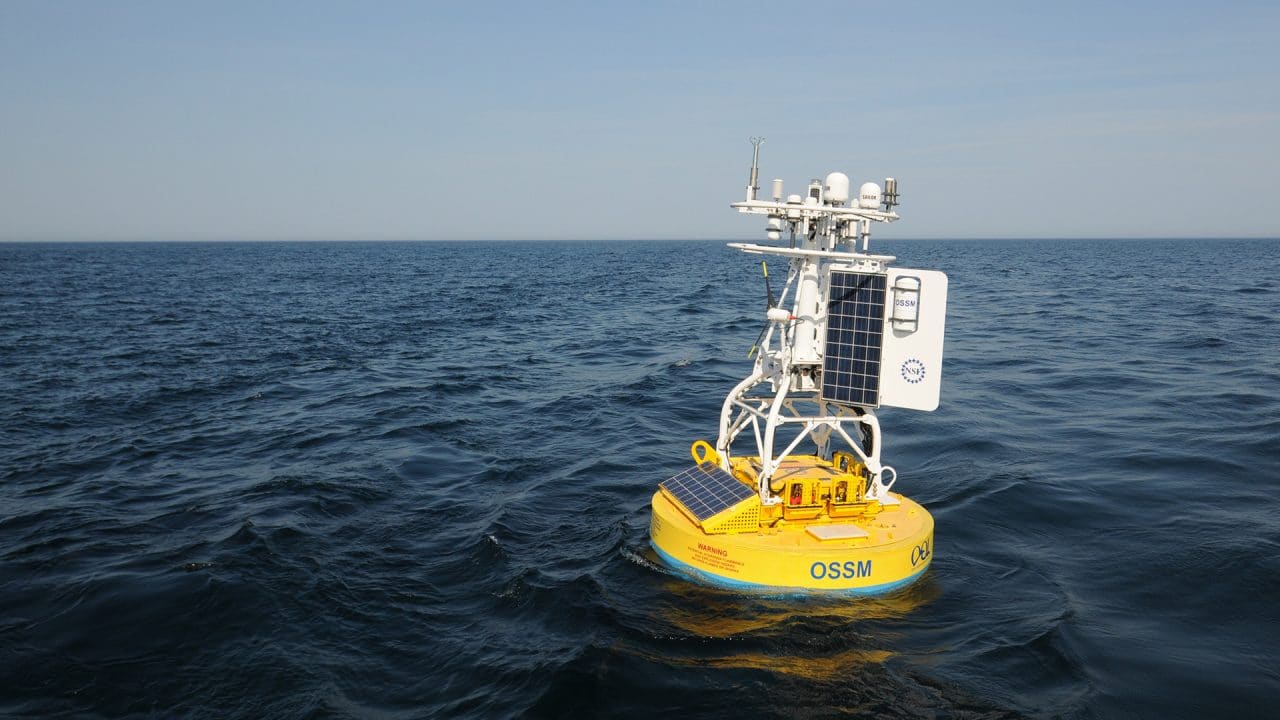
[901,358,926,384]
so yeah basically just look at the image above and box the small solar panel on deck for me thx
[660,463,755,521]
[822,271,887,407]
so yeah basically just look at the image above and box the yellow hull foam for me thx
[649,482,933,594]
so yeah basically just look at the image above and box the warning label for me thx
[688,542,744,574]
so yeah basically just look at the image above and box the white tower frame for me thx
[713,150,904,508]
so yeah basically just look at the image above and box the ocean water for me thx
[1,238,1278,719]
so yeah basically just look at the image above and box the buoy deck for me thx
[650,454,933,593]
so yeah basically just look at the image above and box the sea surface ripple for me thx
[1,239,1278,718]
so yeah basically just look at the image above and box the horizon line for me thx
[3,235,1279,244]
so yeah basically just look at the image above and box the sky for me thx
[2,1,1278,241]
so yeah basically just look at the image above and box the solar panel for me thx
[659,463,756,521]
[822,271,887,407]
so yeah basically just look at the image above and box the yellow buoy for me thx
[648,147,945,593]
[650,452,932,593]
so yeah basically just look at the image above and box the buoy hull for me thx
[649,490,933,594]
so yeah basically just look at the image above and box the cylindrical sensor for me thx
[884,177,898,207]
[891,276,921,330]
[771,178,784,202]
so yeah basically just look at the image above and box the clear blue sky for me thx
[2,1,1277,240]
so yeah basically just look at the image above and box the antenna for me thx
[746,137,764,201]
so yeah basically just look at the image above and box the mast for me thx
[716,142,940,506]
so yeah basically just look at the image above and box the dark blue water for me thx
[2,239,1278,719]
